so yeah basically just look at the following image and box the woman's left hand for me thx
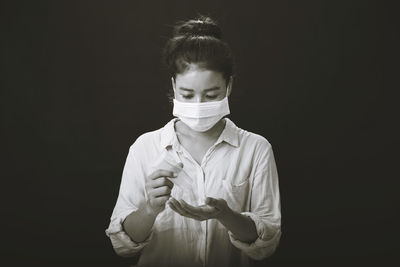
[167,197,230,221]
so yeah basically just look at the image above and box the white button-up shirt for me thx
[105,118,281,267]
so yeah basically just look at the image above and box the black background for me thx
[2,0,399,266]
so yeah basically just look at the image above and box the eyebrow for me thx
[179,86,220,92]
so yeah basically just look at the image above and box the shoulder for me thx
[242,131,274,163]
[227,119,272,151]
[243,130,272,149]
[233,127,278,172]
[129,130,159,151]
[225,119,274,164]
[128,119,176,153]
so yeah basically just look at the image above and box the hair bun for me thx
[174,16,222,39]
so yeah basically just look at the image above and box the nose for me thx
[194,95,207,103]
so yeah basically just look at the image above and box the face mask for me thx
[172,86,230,132]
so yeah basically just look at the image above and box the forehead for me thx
[175,65,225,90]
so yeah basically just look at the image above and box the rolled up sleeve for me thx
[105,210,153,257]
[228,212,281,260]
[228,140,282,260]
[105,137,153,257]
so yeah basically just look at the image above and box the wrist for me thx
[216,205,234,223]
[144,203,160,219]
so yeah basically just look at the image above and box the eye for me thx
[182,95,193,99]
[206,95,218,99]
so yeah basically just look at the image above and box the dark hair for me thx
[163,15,234,83]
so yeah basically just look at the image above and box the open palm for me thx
[167,197,229,221]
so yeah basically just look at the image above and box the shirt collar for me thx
[160,118,240,149]
[160,118,179,149]
[217,118,240,147]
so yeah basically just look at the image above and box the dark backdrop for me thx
[2,0,399,266]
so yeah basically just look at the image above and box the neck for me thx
[175,119,226,139]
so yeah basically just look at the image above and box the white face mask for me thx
[172,86,230,132]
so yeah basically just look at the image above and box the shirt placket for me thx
[200,144,219,267]
[174,140,221,267]
[198,167,207,267]
[173,143,207,266]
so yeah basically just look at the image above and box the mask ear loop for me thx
[225,76,232,98]
[171,77,177,99]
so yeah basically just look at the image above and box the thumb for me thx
[168,162,183,174]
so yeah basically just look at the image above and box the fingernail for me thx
[172,172,178,177]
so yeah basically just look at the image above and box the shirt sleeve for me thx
[228,140,282,260]
[105,138,153,257]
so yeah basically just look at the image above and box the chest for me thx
[178,136,216,165]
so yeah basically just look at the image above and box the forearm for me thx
[123,205,158,243]
[217,208,258,243]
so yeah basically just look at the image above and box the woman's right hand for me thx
[144,169,179,215]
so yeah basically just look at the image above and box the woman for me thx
[105,15,281,267]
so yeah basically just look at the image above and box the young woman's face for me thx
[172,65,231,103]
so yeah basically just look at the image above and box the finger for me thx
[168,199,203,220]
[205,197,222,209]
[169,198,189,216]
[150,177,174,189]
[178,200,207,220]
[149,169,178,180]
[169,202,203,221]
[167,199,188,216]
[167,199,181,214]
[149,186,172,198]
[167,162,184,173]
[181,200,218,216]
[180,200,205,217]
